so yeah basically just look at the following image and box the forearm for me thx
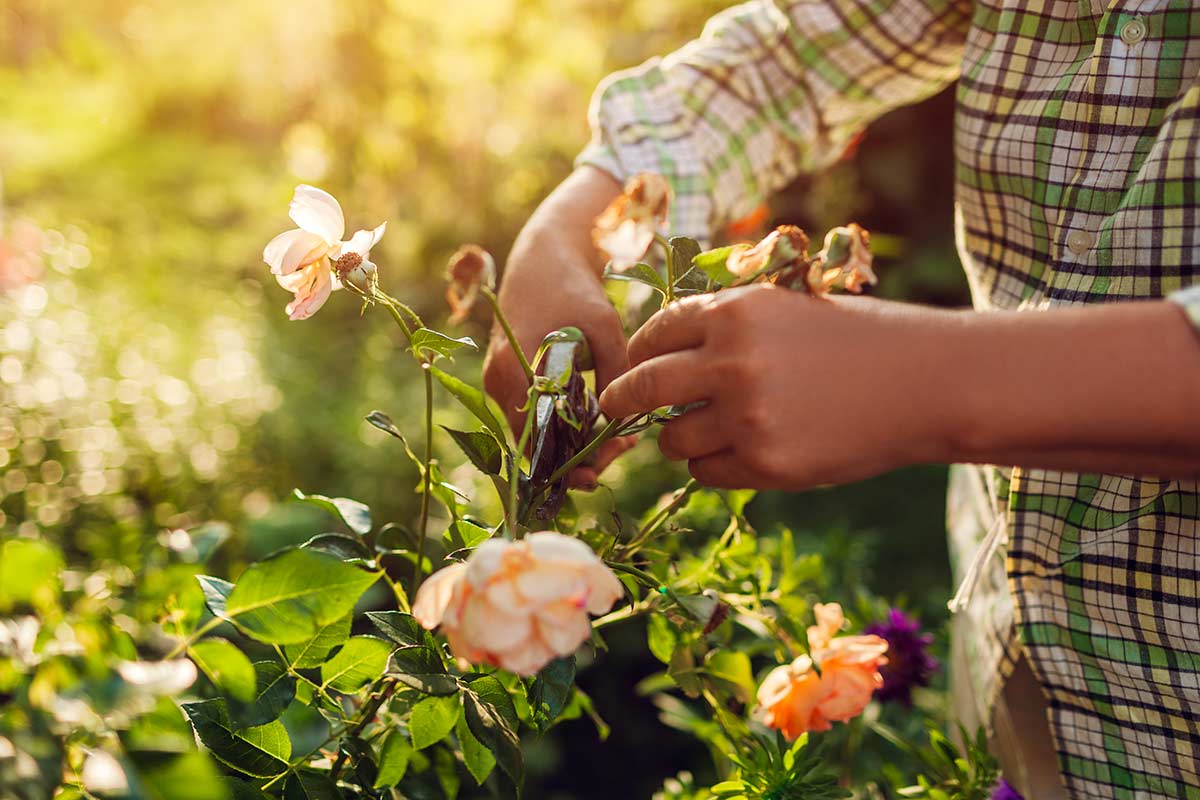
[933,299,1200,476]
[503,166,620,287]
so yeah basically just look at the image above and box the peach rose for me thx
[262,185,385,319]
[592,173,671,272]
[412,532,624,676]
[755,602,887,739]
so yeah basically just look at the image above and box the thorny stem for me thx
[507,388,537,538]
[622,478,697,556]
[330,679,395,782]
[482,286,535,383]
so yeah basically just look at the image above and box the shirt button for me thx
[1120,18,1147,45]
[1067,230,1095,255]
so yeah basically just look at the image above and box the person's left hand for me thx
[598,284,958,490]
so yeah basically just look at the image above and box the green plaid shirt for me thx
[577,1,1200,797]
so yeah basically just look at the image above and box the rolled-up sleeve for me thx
[577,0,973,243]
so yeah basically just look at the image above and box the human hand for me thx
[482,168,636,487]
[599,284,956,489]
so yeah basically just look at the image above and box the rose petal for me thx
[277,232,332,276]
[460,594,532,654]
[535,601,592,655]
[582,562,624,615]
[288,185,345,244]
[263,228,321,273]
[465,538,512,587]
[596,219,653,271]
[338,222,387,259]
[524,531,599,567]
[285,263,333,320]
[413,563,468,629]
[513,565,582,605]
[493,637,556,677]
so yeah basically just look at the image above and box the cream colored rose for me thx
[412,532,624,676]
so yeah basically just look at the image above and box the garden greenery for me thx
[0,179,1005,800]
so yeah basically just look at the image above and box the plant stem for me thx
[507,390,536,538]
[330,679,395,782]
[410,365,434,598]
[655,233,675,305]
[482,287,534,383]
[622,478,697,556]
[539,417,622,490]
[162,616,222,660]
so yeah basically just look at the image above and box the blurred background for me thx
[0,0,968,796]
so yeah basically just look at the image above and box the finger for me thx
[627,295,710,366]
[657,405,726,462]
[567,435,636,490]
[568,466,599,490]
[581,307,631,395]
[687,451,760,490]
[599,350,713,420]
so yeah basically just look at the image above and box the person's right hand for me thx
[482,167,637,488]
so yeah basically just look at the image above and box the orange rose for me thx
[755,602,887,739]
[412,532,624,676]
[806,223,875,296]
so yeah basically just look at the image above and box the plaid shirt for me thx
[577,1,1200,797]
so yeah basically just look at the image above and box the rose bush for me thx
[0,177,1010,800]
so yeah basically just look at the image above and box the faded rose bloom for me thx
[529,332,599,519]
[756,602,888,740]
[445,244,496,323]
[806,223,875,296]
[412,532,624,676]
[726,224,811,279]
[863,608,938,707]
[592,173,671,271]
[333,222,387,292]
[262,185,386,319]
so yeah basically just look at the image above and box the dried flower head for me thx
[806,223,875,296]
[725,224,811,278]
[592,173,671,272]
[445,244,496,323]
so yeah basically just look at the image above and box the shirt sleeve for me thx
[1169,284,1200,331]
[576,0,972,243]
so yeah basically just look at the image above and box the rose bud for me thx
[445,244,496,323]
[725,224,811,279]
[412,532,624,676]
[755,602,888,739]
[592,173,671,272]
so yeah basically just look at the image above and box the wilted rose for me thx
[726,224,810,279]
[412,532,624,676]
[262,185,386,319]
[445,244,496,323]
[592,173,671,271]
[755,602,887,739]
[806,223,875,296]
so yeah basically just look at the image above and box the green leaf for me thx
[283,613,352,669]
[646,614,677,664]
[364,410,425,472]
[445,520,491,552]
[224,548,379,645]
[366,611,429,649]
[388,646,459,696]
[225,778,274,800]
[229,661,296,729]
[692,245,739,286]
[300,532,373,564]
[181,699,290,779]
[441,426,504,475]
[320,636,392,693]
[373,731,413,788]
[703,650,755,704]
[429,365,507,442]
[187,522,231,563]
[409,695,461,750]
[411,328,478,362]
[669,236,702,282]
[527,656,575,733]
[196,575,233,620]
[456,713,495,785]
[605,262,668,297]
[461,675,522,787]
[190,638,257,703]
[0,537,62,611]
[129,751,226,800]
[283,769,340,800]
[292,490,372,536]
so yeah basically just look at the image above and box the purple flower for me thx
[991,778,1024,800]
[863,608,939,707]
